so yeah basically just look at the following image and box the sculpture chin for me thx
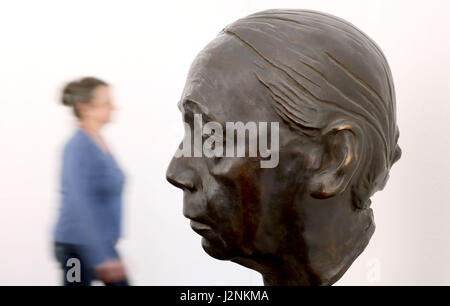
[201,237,232,261]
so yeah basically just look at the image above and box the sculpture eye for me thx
[203,130,220,152]
[202,127,224,164]
[202,129,215,141]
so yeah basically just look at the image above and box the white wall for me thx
[0,0,449,285]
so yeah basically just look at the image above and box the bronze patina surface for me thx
[167,9,401,285]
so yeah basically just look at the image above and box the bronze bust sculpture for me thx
[166,9,401,285]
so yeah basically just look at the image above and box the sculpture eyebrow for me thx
[177,99,184,111]
[178,98,217,123]
[178,98,204,112]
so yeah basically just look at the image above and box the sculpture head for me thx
[166,9,401,285]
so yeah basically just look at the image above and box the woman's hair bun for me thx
[61,82,76,106]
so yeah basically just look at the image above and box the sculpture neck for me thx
[232,202,375,286]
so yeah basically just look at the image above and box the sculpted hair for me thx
[61,77,108,118]
[222,9,401,209]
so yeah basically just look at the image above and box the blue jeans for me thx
[53,241,130,286]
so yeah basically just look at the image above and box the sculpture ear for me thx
[309,123,359,199]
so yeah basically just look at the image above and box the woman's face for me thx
[79,85,115,125]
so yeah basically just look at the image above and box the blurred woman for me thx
[53,77,129,286]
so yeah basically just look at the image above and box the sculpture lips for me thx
[190,220,212,231]
[190,220,217,241]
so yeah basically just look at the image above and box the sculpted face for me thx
[166,9,401,285]
[166,34,307,261]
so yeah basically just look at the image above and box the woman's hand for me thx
[95,259,127,283]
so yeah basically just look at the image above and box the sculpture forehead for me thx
[180,34,278,123]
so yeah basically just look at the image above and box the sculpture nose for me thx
[166,157,196,191]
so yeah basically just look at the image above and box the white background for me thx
[0,0,449,285]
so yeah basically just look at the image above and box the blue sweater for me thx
[53,128,125,267]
